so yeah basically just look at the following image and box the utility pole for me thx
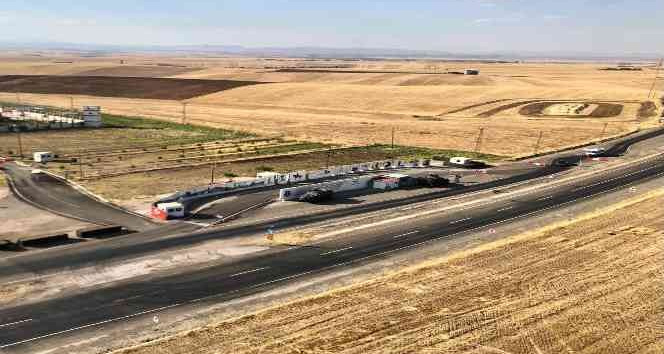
[599,122,609,140]
[474,127,485,153]
[325,146,333,169]
[69,96,74,110]
[181,102,188,125]
[391,127,395,149]
[210,163,216,185]
[78,152,84,178]
[648,58,662,99]
[533,131,543,155]
[16,128,23,158]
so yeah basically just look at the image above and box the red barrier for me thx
[150,205,168,220]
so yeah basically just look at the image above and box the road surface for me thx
[1,148,663,351]
[2,164,157,232]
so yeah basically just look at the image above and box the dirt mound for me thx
[75,65,201,78]
[0,75,263,100]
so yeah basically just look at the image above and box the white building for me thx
[82,106,103,127]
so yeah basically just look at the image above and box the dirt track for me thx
[116,191,664,354]
[0,75,262,100]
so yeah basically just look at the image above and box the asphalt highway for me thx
[1,147,664,350]
[1,128,664,280]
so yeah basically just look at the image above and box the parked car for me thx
[417,174,450,188]
[298,189,334,203]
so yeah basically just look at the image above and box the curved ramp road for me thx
[3,164,157,232]
[1,151,664,350]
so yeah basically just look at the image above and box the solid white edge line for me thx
[0,304,180,349]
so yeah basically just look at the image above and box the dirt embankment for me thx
[0,75,263,100]
[115,191,664,354]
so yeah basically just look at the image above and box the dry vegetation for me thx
[0,56,659,158]
[116,190,664,354]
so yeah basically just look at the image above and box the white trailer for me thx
[33,151,55,163]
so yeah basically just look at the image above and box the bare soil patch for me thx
[0,75,263,100]
[115,191,664,354]
[476,100,539,117]
[637,101,658,119]
[519,101,625,118]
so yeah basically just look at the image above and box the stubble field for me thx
[0,56,660,158]
[116,189,664,354]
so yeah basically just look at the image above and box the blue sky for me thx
[0,0,662,54]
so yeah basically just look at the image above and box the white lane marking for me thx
[185,221,210,227]
[393,230,419,239]
[497,206,514,212]
[230,267,270,278]
[537,196,554,201]
[0,319,32,328]
[0,304,180,349]
[450,217,472,224]
[320,247,353,256]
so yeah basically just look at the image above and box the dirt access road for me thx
[116,190,664,354]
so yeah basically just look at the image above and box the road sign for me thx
[153,315,159,324]
[489,229,496,234]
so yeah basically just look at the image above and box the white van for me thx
[155,202,185,219]
[33,151,55,163]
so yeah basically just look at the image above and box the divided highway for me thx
[1,145,664,350]
[2,127,663,280]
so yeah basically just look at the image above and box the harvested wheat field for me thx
[117,190,664,354]
[0,59,661,157]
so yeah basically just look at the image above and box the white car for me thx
[583,147,606,157]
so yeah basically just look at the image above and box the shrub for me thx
[256,165,274,172]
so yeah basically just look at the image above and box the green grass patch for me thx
[101,113,255,141]
[360,144,503,162]
[255,142,330,156]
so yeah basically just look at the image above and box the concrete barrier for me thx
[20,233,69,247]
[76,225,125,238]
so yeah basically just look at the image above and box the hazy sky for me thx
[0,0,662,54]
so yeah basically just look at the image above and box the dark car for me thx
[554,159,578,167]
[417,174,450,188]
[298,189,334,203]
